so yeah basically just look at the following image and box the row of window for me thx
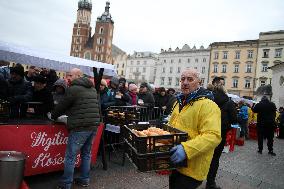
[128,75,146,81]
[129,67,147,73]
[262,48,283,58]
[130,60,148,65]
[160,77,205,86]
[160,67,206,74]
[214,50,254,60]
[76,25,113,35]
[215,78,252,89]
[128,58,208,66]
[215,78,268,89]
[116,63,125,68]
[163,58,207,64]
[213,48,283,60]
[213,63,268,73]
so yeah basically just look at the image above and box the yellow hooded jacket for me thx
[169,98,221,181]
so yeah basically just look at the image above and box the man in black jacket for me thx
[8,65,33,118]
[206,78,238,189]
[252,96,277,156]
[51,68,101,189]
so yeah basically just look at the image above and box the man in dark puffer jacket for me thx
[51,68,100,189]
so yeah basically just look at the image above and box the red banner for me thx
[0,123,103,176]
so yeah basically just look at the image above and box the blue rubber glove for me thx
[170,144,186,164]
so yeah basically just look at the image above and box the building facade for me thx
[70,0,114,64]
[112,45,127,77]
[255,30,284,89]
[209,41,258,97]
[125,52,158,85]
[270,62,284,108]
[155,45,210,91]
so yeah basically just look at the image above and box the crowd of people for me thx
[0,63,178,120]
[1,63,284,189]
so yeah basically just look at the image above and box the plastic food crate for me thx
[105,106,140,125]
[125,141,176,172]
[123,123,188,154]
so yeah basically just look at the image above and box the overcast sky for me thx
[0,0,284,56]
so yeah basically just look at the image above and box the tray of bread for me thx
[123,123,188,154]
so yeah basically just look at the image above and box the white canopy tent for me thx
[0,41,117,77]
[227,93,257,105]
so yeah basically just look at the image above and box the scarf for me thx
[129,92,137,105]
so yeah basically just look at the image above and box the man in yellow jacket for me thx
[169,68,221,189]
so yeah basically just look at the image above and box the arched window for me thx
[99,27,104,34]
[97,38,104,45]
[84,51,91,60]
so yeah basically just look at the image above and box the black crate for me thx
[123,123,188,154]
[125,141,176,172]
[105,106,140,125]
[0,100,9,124]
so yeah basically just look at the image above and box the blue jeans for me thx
[59,129,97,189]
[239,119,248,138]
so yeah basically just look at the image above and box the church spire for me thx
[78,0,92,11]
[97,1,113,23]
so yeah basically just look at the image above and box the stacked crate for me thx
[123,123,188,172]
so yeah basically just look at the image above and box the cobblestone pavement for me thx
[26,138,284,189]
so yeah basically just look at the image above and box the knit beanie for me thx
[110,77,119,86]
[10,65,25,78]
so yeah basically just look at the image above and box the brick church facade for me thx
[70,0,114,64]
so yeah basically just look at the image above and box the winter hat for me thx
[53,79,67,90]
[110,77,119,86]
[118,77,126,84]
[159,87,166,92]
[10,65,25,78]
[140,82,148,88]
[33,74,47,84]
[101,79,108,87]
[129,83,138,92]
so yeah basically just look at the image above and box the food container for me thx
[123,123,188,172]
[123,123,188,154]
[125,142,174,172]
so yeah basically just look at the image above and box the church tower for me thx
[70,0,92,58]
[92,1,114,64]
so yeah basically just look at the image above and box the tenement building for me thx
[209,40,258,97]
[125,52,158,85]
[112,45,127,77]
[155,45,210,91]
[255,30,284,89]
[70,0,114,64]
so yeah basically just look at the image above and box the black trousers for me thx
[257,126,274,152]
[279,125,284,139]
[169,170,202,189]
[206,133,226,185]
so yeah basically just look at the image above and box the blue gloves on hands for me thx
[170,144,186,164]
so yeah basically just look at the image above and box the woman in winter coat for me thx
[127,83,138,105]
[52,79,67,105]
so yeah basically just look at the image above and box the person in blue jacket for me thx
[238,101,249,139]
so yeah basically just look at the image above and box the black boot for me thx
[268,151,276,156]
